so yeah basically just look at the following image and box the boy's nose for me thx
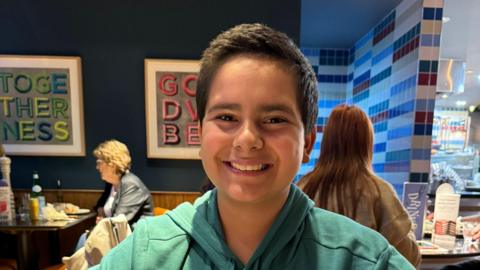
[232,121,263,151]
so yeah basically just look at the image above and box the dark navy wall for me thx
[0,0,301,191]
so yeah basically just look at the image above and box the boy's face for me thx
[200,55,315,205]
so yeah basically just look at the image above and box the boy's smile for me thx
[227,161,269,172]
[200,54,314,206]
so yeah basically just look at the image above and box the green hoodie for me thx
[92,185,414,269]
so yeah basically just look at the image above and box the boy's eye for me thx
[265,117,286,124]
[217,115,235,121]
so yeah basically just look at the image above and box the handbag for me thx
[62,214,132,269]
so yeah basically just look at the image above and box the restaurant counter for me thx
[428,191,480,198]
[420,238,480,270]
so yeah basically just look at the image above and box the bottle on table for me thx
[31,171,46,219]
[0,180,12,221]
[0,154,14,220]
[56,179,64,202]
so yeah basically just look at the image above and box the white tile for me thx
[391,55,419,85]
[318,83,348,94]
[421,20,442,35]
[387,137,413,151]
[418,47,440,60]
[373,34,394,54]
[373,152,386,164]
[394,4,422,40]
[412,135,432,148]
[375,131,388,142]
[416,85,437,99]
[396,0,422,18]
[317,65,349,74]
[388,112,415,129]
[355,42,372,59]
[423,0,444,8]
[410,160,431,172]
[353,60,372,77]
[382,172,410,185]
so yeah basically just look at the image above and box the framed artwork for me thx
[145,59,200,159]
[0,55,85,156]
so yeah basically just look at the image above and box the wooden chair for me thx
[42,263,66,270]
[153,207,170,216]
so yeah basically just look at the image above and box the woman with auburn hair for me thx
[298,104,420,267]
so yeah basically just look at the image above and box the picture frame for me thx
[145,59,201,159]
[0,55,85,156]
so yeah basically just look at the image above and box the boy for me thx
[93,23,414,269]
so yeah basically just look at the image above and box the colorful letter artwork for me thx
[145,60,200,159]
[0,56,85,156]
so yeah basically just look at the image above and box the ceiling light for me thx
[442,94,449,99]
[466,69,474,74]
[469,106,476,113]
[442,17,450,23]
[456,100,467,106]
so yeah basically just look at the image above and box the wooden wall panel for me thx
[13,189,201,212]
[151,192,200,210]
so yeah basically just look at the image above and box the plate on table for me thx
[66,208,91,215]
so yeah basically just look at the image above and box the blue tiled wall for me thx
[298,0,444,195]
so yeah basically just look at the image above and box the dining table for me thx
[0,212,96,270]
[420,238,480,270]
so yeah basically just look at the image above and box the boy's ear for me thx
[302,128,316,163]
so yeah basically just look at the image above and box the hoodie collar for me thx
[167,184,314,269]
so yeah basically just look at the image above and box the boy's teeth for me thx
[231,162,265,171]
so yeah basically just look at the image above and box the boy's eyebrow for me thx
[260,104,296,115]
[207,103,296,115]
[206,103,241,113]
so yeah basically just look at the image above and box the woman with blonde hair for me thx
[93,139,153,226]
[298,104,420,267]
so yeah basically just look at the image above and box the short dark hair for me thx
[196,23,318,133]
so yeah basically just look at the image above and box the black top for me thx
[95,182,112,211]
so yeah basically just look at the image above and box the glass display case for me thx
[431,109,480,192]
[432,110,470,153]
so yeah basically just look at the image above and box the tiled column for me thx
[298,0,444,195]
